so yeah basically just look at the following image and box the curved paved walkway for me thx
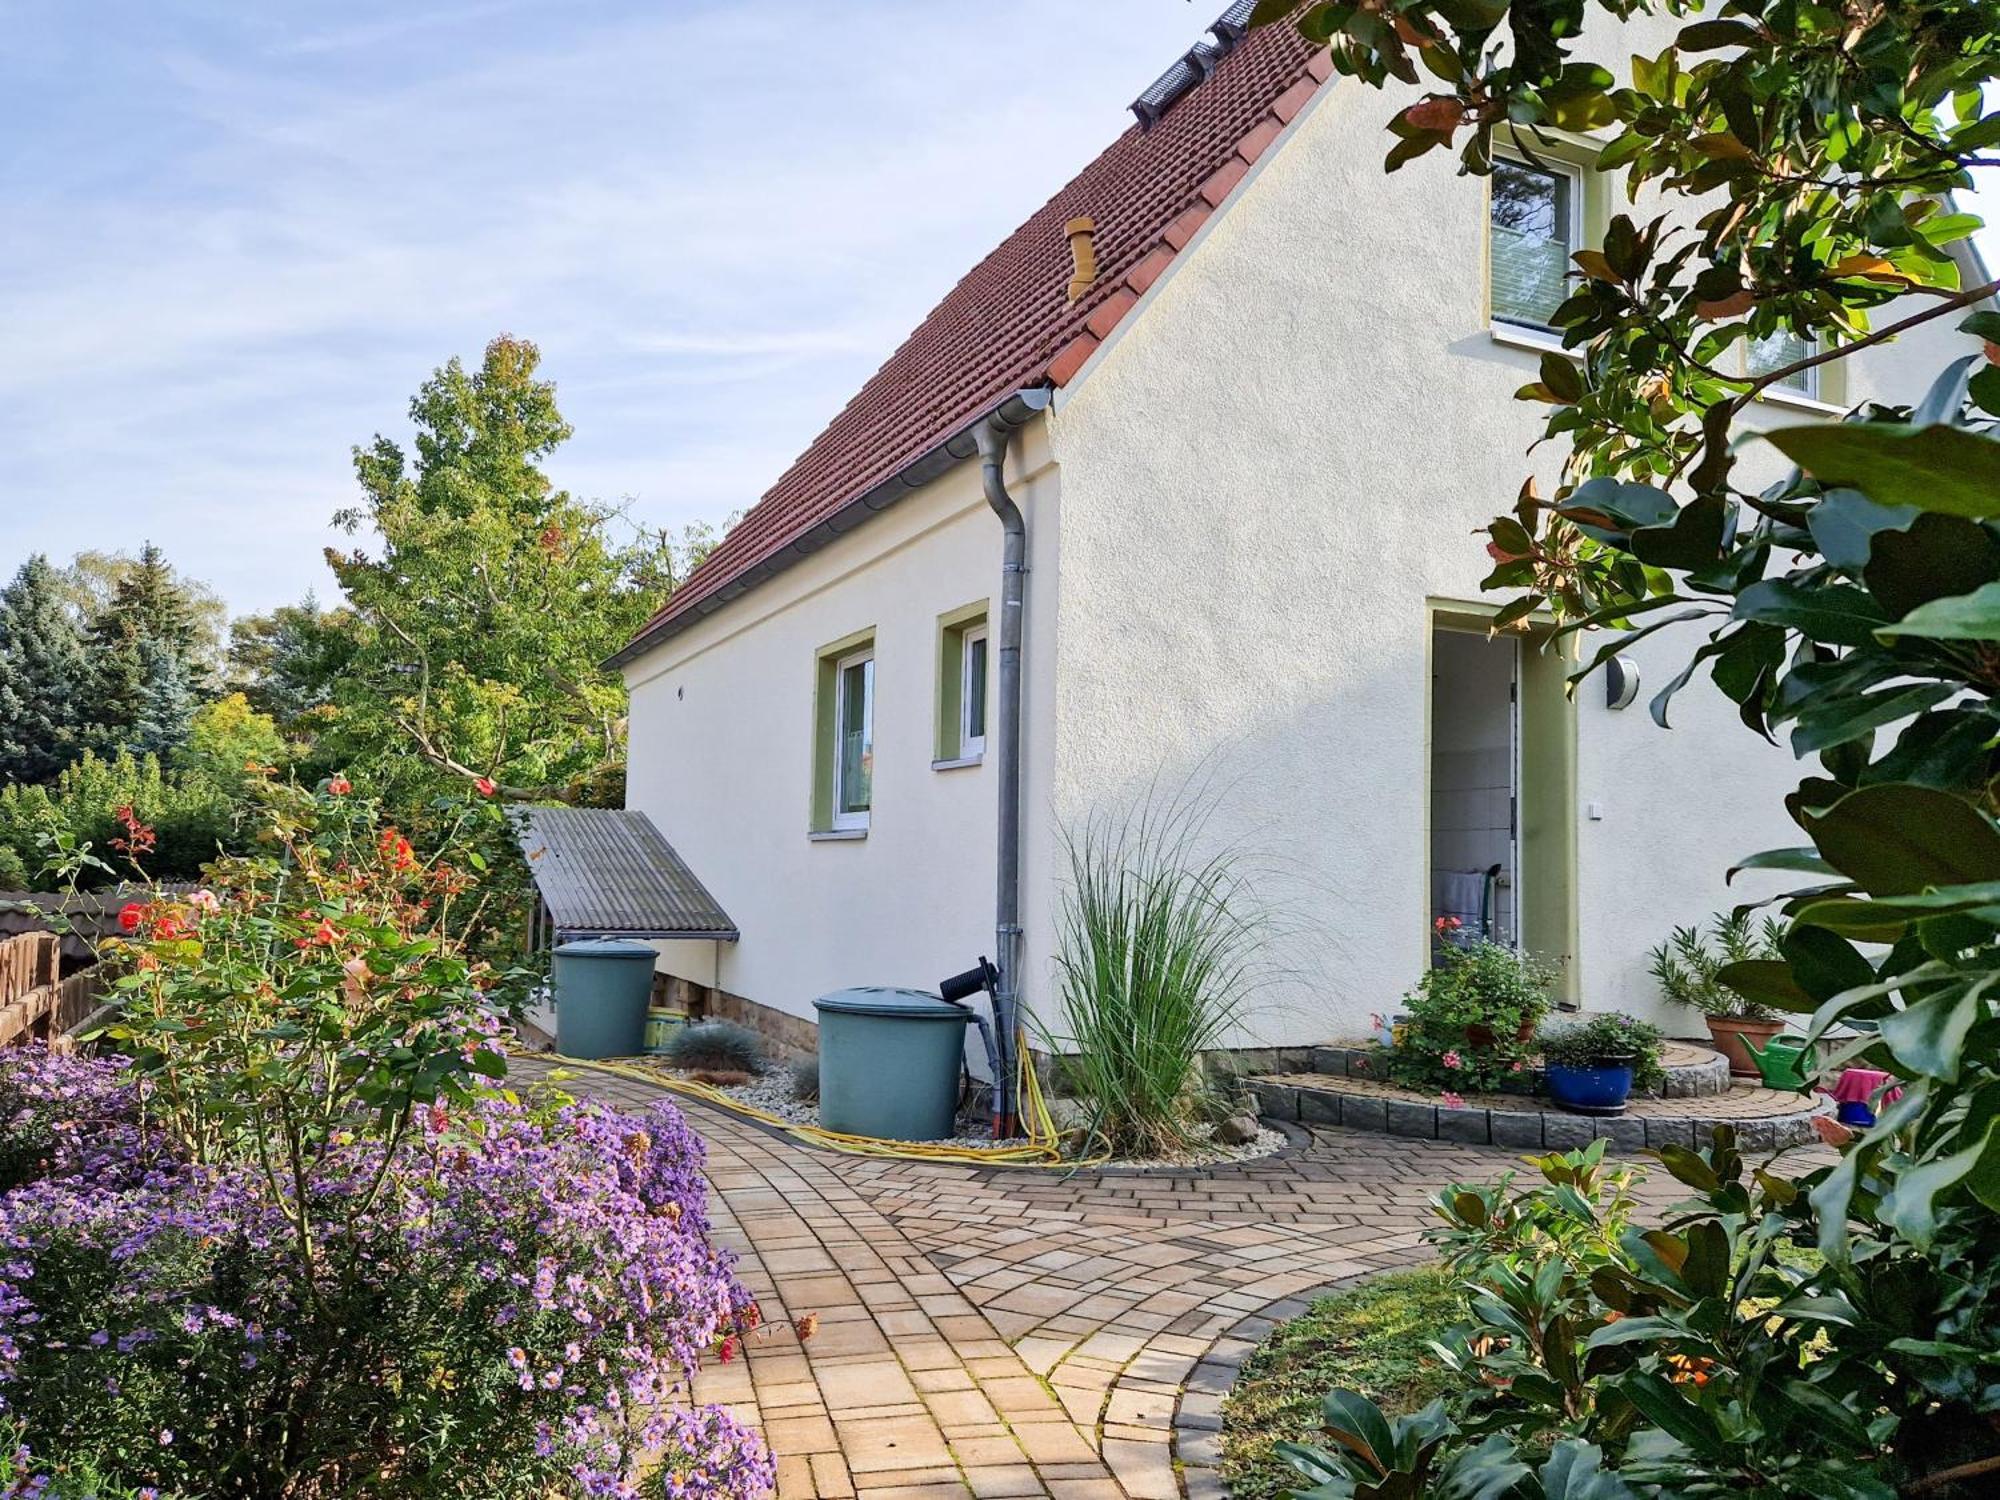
[545,1062,1822,1500]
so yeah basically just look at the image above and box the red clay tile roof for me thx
[625,22,1329,654]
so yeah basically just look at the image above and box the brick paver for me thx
[537,1061,1827,1498]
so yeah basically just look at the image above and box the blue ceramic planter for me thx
[1546,1060,1635,1117]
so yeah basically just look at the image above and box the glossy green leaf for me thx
[1879,580,2000,641]
[1733,580,1887,646]
[1764,424,2000,519]
[1799,783,2000,895]
[1878,973,1994,1081]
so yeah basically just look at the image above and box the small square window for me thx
[1490,157,1581,332]
[832,648,873,830]
[1747,330,1820,398]
[934,605,989,766]
[959,624,988,759]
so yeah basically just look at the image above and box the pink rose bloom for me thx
[1442,1050,1463,1070]
[1441,1091,1465,1109]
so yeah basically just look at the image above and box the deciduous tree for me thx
[326,335,714,803]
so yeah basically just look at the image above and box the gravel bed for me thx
[663,1067,1287,1167]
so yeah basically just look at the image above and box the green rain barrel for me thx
[813,987,972,1141]
[553,939,658,1059]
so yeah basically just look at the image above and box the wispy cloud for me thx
[2,0,1205,613]
[10,2,1992,617]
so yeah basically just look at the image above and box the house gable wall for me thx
[1042,48,1973,1042]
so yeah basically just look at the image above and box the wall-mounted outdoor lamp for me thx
[1606,656,1640,710]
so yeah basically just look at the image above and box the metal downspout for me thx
[974,395,1044,1137]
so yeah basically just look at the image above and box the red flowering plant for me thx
[1389,939,1559,1095]
[0,781,774,1496]
[91,775,524,1247]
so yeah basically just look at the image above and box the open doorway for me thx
[1430,627,1519,947]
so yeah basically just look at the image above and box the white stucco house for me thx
[608,4,1977,1064]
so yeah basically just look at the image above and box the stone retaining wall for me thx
[1247,1073,1827,1152]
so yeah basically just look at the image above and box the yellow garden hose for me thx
[539,1040,1110,1169]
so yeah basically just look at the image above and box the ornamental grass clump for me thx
[664,1021,766,1075]
[1047,793,1266,1158]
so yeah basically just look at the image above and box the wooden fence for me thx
[0,931,108,1049]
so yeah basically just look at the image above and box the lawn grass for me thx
[1218,1263,1460,1500]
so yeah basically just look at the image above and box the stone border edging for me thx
[1246,1076,1828,1152]
[1171,1256,1432,1499]
[1304,1041,1732,1099]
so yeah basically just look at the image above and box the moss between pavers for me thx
[1218,1266,1457,1500]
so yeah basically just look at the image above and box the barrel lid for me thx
[813,986,972,1021]
[554,939,659,959]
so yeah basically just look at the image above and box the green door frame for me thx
[1426,598,1581,1005]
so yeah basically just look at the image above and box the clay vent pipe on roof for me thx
[1065,217,1097,303]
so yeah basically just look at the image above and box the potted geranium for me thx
[1538,1012,1664,1116]
[1649,913,1785,1077]
[1389,939,1559,1094]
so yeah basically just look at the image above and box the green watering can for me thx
[1741,1033,1814,1092]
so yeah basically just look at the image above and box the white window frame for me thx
[958,623,988,760]
[1489,152,1586,335]
[1746,332,1822,401]
[831,646,874,832]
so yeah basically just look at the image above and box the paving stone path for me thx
[549,1062,1824,1500]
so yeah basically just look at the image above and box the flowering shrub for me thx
[1389,940,1557,1094]
[7,779,773,1498]
[0,1047,772,1498]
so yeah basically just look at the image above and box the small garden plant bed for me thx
[1219,1266,1456,1500]
[628,1054,1289,1167]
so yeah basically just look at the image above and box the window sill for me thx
[1489,323,1575,358]
[932,754,984,771]
[808,828,867,842]
[1753,385,1844,417]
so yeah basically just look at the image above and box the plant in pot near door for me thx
[1537,1012,1664,1116]
[1389,938,1558,1094]
[1649,912,1786,1078]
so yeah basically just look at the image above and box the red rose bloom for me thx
[118,903,146,932]
[327,777,352,796]
[473,777,497,798]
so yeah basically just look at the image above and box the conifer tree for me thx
[0,554,90,784]
[85,542,207,758]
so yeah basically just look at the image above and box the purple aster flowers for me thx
[0,1047,773,1499]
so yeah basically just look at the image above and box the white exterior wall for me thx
[1041,67,1974,1043]
[622,426,1062,1043]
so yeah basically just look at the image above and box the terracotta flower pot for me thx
[1465,1019,1537,1048]
[1706,1015,1784,1079]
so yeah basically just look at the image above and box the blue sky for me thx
[3,3,1995,618]
[1,0,1207,614]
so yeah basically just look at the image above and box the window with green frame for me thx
[811,630,875,833]
[934,604,989,765]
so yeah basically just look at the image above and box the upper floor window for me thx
[1747,330,1821,399]
[1490,156,1582,333]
